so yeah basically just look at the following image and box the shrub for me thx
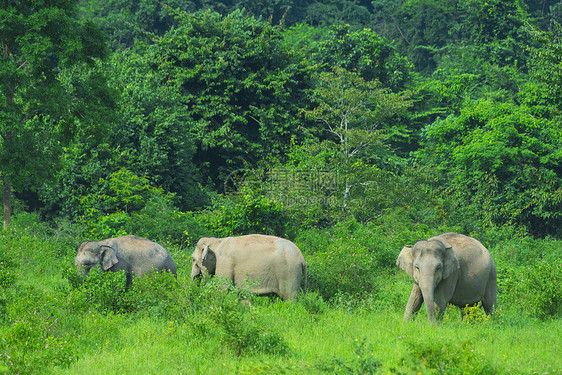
[399,339,498,374]
[193,277,288,356]
[122,270,189,319]
[298,291,328,315]
[65,267,129,314]
[200,188,290,238]
[1,285,77,374]
[295,218,394,301]
[304,237,379,301]
[130,195,202,246]
[316,338,382,374]
[461,304,492,325]
[497,261,562,321]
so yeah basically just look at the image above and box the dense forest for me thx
[1,1,562,374]
[1,0,562,238]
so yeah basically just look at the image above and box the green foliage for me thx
[78,0,189,50]
[298,291,328,315]
[63,266,289,357]
[460,304,492,325]
[295,218,398,301]
[198,277,288,356]
[393,0,459,73]
[202,187,289,237]
[498,261,562,321]
[79,168,176,238]
[121,270,188,319]
[1,285,77,374]
[400,339,497,374]
[66,267,128,314]
[151,9,314,184]
[418,98,562,236]
[0,0,111,228]
[527,21,562,107]
[0,236,18,296]
[317,337,382,374]
[456,0,529,68]
[311,24,413,91]
[107,51,204,210]
[129,195,201,246]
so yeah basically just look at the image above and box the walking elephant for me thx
[396,232,497,323]
[75,235,177,287]
[190,234,307,301]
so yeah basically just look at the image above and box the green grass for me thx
[45,301,562,374]
[1,222,562,374]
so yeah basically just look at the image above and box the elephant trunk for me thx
[419,278,438,323]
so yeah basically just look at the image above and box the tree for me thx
[393,0,459,73]
[310,24,413,91]
[78,0,194,51]
[527,21,562,109]
[263,67,413,225]
[108,51,205,209]
[305,67,412,205]
[150,9,315,186]
[0,0,109,229]
[417,98,562,236]
[456,0,530,68]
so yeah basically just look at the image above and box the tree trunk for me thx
[2,174,11,230]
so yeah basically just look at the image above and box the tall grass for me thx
[1,215,561,374]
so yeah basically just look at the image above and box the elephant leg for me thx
[404,284,424,320]
[124,272,133,290]
[436,302,448,320]
[433,295,448,320]
[481,268,497,315]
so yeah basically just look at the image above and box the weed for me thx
[316,337,382,374]
[498,261,562,320]
[298,291,328,315]
[399,339,497,375]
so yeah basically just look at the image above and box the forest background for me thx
[1,0,562,373]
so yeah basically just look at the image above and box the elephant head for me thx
[397,238,460,321]
[75,241,119,276]
[190,239,217,280]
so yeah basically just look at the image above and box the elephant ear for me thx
[202,245,210,261]
[397,245,414,278]
[100,245,119,271]
[437,238,459,280]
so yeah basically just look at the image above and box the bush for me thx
[193,277,288,356]
[1,285,77,374]
[498,261,562,320]
[122,270,189,319]
[399,339,498,374]
[200,187,290,238]
[130,195,202,246]
[316,338,382,374]
[295,218,398,301]
[65,267,129,314]
[298,291,328,315]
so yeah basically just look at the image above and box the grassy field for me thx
[45,301,562,375]
[1,221,562,374]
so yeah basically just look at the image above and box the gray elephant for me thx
[396,232,497,322]
[75,235,177,286]
[191,234,307,301]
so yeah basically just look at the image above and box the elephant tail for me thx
[301,262,307,296]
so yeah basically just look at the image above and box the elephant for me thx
[190,234,307,301]
[74,235,177,287]
[396,232,497,323]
